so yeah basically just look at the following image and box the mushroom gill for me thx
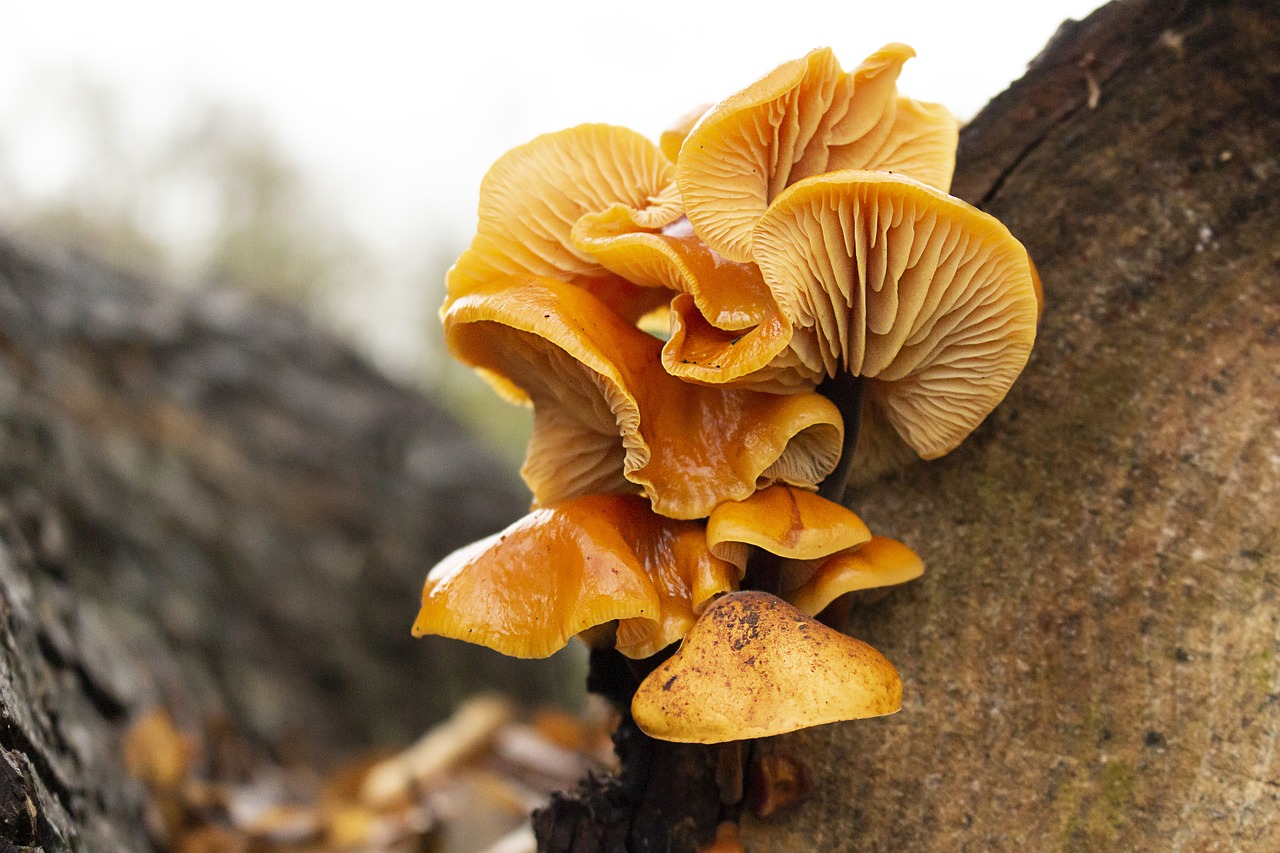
[676,44,958,264]
[446,123,683,322]
[751,169,1040,461]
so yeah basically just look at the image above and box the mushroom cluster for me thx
[415,45,1040,744]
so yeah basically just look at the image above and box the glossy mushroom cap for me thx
[412,494,736,659]
[632,591,901,743]
[704,485,871,572]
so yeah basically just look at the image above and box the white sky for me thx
[0,1,1104,375]
[1,1,1103,248]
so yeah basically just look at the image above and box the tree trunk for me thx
[0,241,579,850]
[3,0,1279,850]
[538,0,1280,849]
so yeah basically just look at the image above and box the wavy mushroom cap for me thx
[677,44,958,264]
[446,123,683,322]
[412,494,736,659]
[632,591,902,743]
[571,212,795,387]
[782,536,924,616]
[752,170,1040,459]
[704,485,871,572]
[443,276,844,519]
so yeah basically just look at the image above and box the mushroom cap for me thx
[704,485,871,572]
[570,211,796,387]
[443,275,844,519]
[751,170,1040,459]
[631,591,901,743]
[659,103,710,163]
[446,123,682,322]
[677,44,958,263]
[782,536,924,616]
[412,494,736,659]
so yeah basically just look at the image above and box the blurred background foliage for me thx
[0,71,533,467]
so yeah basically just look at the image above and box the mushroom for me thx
[443,274,845,519]
[782,535,924,617]
[676,44,958,264]
[412,494,737,659]
[446,123,683,323]
[631,591,901,743]
[748,169,1041,469]
[570,209,796,390]
[703,484,871,574]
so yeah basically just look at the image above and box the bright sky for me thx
[1,1,1103,249]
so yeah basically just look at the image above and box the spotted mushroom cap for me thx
[631,591,902,743]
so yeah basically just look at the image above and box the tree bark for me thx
[4,0,1279,850]
[0,241,579,850]
[538,0,1280,849]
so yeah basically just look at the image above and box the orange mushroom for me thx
[704,484,870,573]
[750,170,1040,469]
[443,275,844,519]
[676,44,958,264]
[631,591,901,743]
[782,536,924,617]
[446,123,683,323]
[412,494,737,659]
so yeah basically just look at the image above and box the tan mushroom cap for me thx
[782,536,924,616]
[443,275,844,519]
[412,494,737,660]
[677,44,958,263]
[704,485,871,573]
[632,591,901,743]
[751,169,1040,460]
[446,123,683,322]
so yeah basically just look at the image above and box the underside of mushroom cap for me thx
[677,45,958,264]
[446,124,683,321]
[443,275,845,519]
[631,591,902,743]
[751,170,1040,459]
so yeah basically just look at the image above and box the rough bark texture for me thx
[0,241,578,850]
[539,0,1280,849]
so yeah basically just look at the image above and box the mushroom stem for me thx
[741,547,784,597]
[816,373,865,503]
